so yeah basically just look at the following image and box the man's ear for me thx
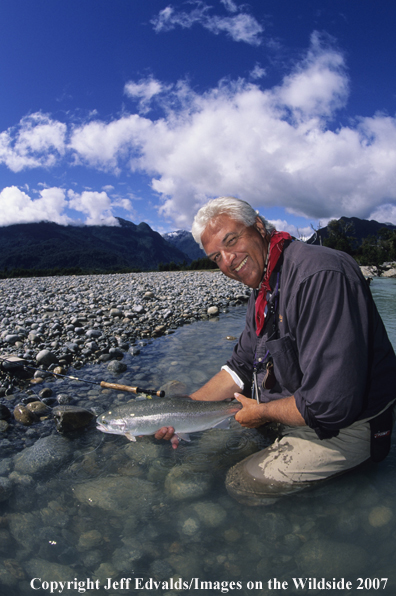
[254,216,267,239]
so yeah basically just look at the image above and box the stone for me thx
[52,405,96,433]
[72,476,158,516]
[165,465,211,500]
[14,404,36,426]
[0,477,12,502]
[36,349,58,366]
[295,539,369,576]
[107,360,127,373]
[368,505,393,527]
[13,434,73,475]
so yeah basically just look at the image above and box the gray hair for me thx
[191,196,275,248]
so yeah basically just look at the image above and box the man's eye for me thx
[227,236,238,246]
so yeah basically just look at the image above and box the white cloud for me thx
[2,32,396,229]
[151,2,263,46]
[250,63,267,80]
[67,190,120,226]
[0,186,71,226]
[69,115,151,172]
[0,113,66,172]
[124,77,170,113]
[204,13,263,45]
[221,0,239,13]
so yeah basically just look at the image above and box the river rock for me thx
[0,477,12,502]
[295,539,369,576]
[13,434,73,475]
[72,476,158,516]
[26,401,51,416]
[107,360,127,373]
[192,501,227,527]
[368,505,393,527]
[165,465,211,500]
[0,404,11,420]
[24,559,74,583]
[13,404,36,426]
[8,512,39,550]
[36,349,58,366]
[78,529,103,550]
[52,405,96,433]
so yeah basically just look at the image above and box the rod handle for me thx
[99,381,165,397]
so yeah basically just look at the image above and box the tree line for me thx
[323,220,396,267]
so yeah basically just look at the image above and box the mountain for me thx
[162,230,206,260]
[307,216,396,246]
[0,218,190,272]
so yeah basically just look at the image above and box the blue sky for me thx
[1,0,396,238]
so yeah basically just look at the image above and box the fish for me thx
[96,396,242,442]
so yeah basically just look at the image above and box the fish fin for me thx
[212,419,232,430]
[125,432,137,442]
[176,433,191,442]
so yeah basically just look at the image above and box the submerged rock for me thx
[165,465,211,500]
[13,434,73,476]
[72,476,158,516]
[295,539,369,576]
[52,405,95,433]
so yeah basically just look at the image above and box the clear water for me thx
[2,279,396,595]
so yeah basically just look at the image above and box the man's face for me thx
[201,214,268,288]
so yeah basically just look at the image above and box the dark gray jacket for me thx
[226,241,396,439]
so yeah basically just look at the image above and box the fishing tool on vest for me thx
[0,355,165,397]
[252,272,281,402]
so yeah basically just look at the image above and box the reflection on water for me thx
[2,282,396,595]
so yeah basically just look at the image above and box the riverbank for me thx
[0,269,249,383]
[360,262,396,278]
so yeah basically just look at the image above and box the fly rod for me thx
[0,355,165,397]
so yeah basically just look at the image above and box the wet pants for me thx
[225,401,396,506]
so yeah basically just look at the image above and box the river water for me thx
[2,278,396,595]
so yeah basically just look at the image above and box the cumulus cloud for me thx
[151,1,263,46]
[124,77,171,113]
[0,186,71,226]
[2,32,396,229]
[67,190,120,225]
[0,113,66,172]
[0,186,130,227]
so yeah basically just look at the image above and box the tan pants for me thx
[226,401,396,506]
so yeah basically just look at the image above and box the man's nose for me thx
[221,250,235,267]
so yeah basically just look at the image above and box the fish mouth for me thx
[96,420,126,434]
[234,256,248,272]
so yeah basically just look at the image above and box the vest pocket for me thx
[265,333,302,394]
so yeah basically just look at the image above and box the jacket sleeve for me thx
[292,269,371,437]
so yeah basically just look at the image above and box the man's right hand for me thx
[154,426,179,449]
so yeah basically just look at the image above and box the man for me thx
[156,197,396,505]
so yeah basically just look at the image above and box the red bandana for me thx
[255,230,292,336]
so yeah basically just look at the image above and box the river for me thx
[2,277,396,595]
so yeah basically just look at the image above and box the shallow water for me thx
[2,280,396,595]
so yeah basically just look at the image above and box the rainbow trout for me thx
[96,397,242,442]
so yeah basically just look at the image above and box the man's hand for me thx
[235,392,307,428]
[154,427,179,449]
[234,393,268,428]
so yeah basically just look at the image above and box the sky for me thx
[1,0,396,238]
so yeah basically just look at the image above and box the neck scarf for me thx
[255,230,292,336]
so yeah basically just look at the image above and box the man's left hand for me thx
[234,393,268,428]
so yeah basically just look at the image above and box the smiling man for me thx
[156,196,396,505]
